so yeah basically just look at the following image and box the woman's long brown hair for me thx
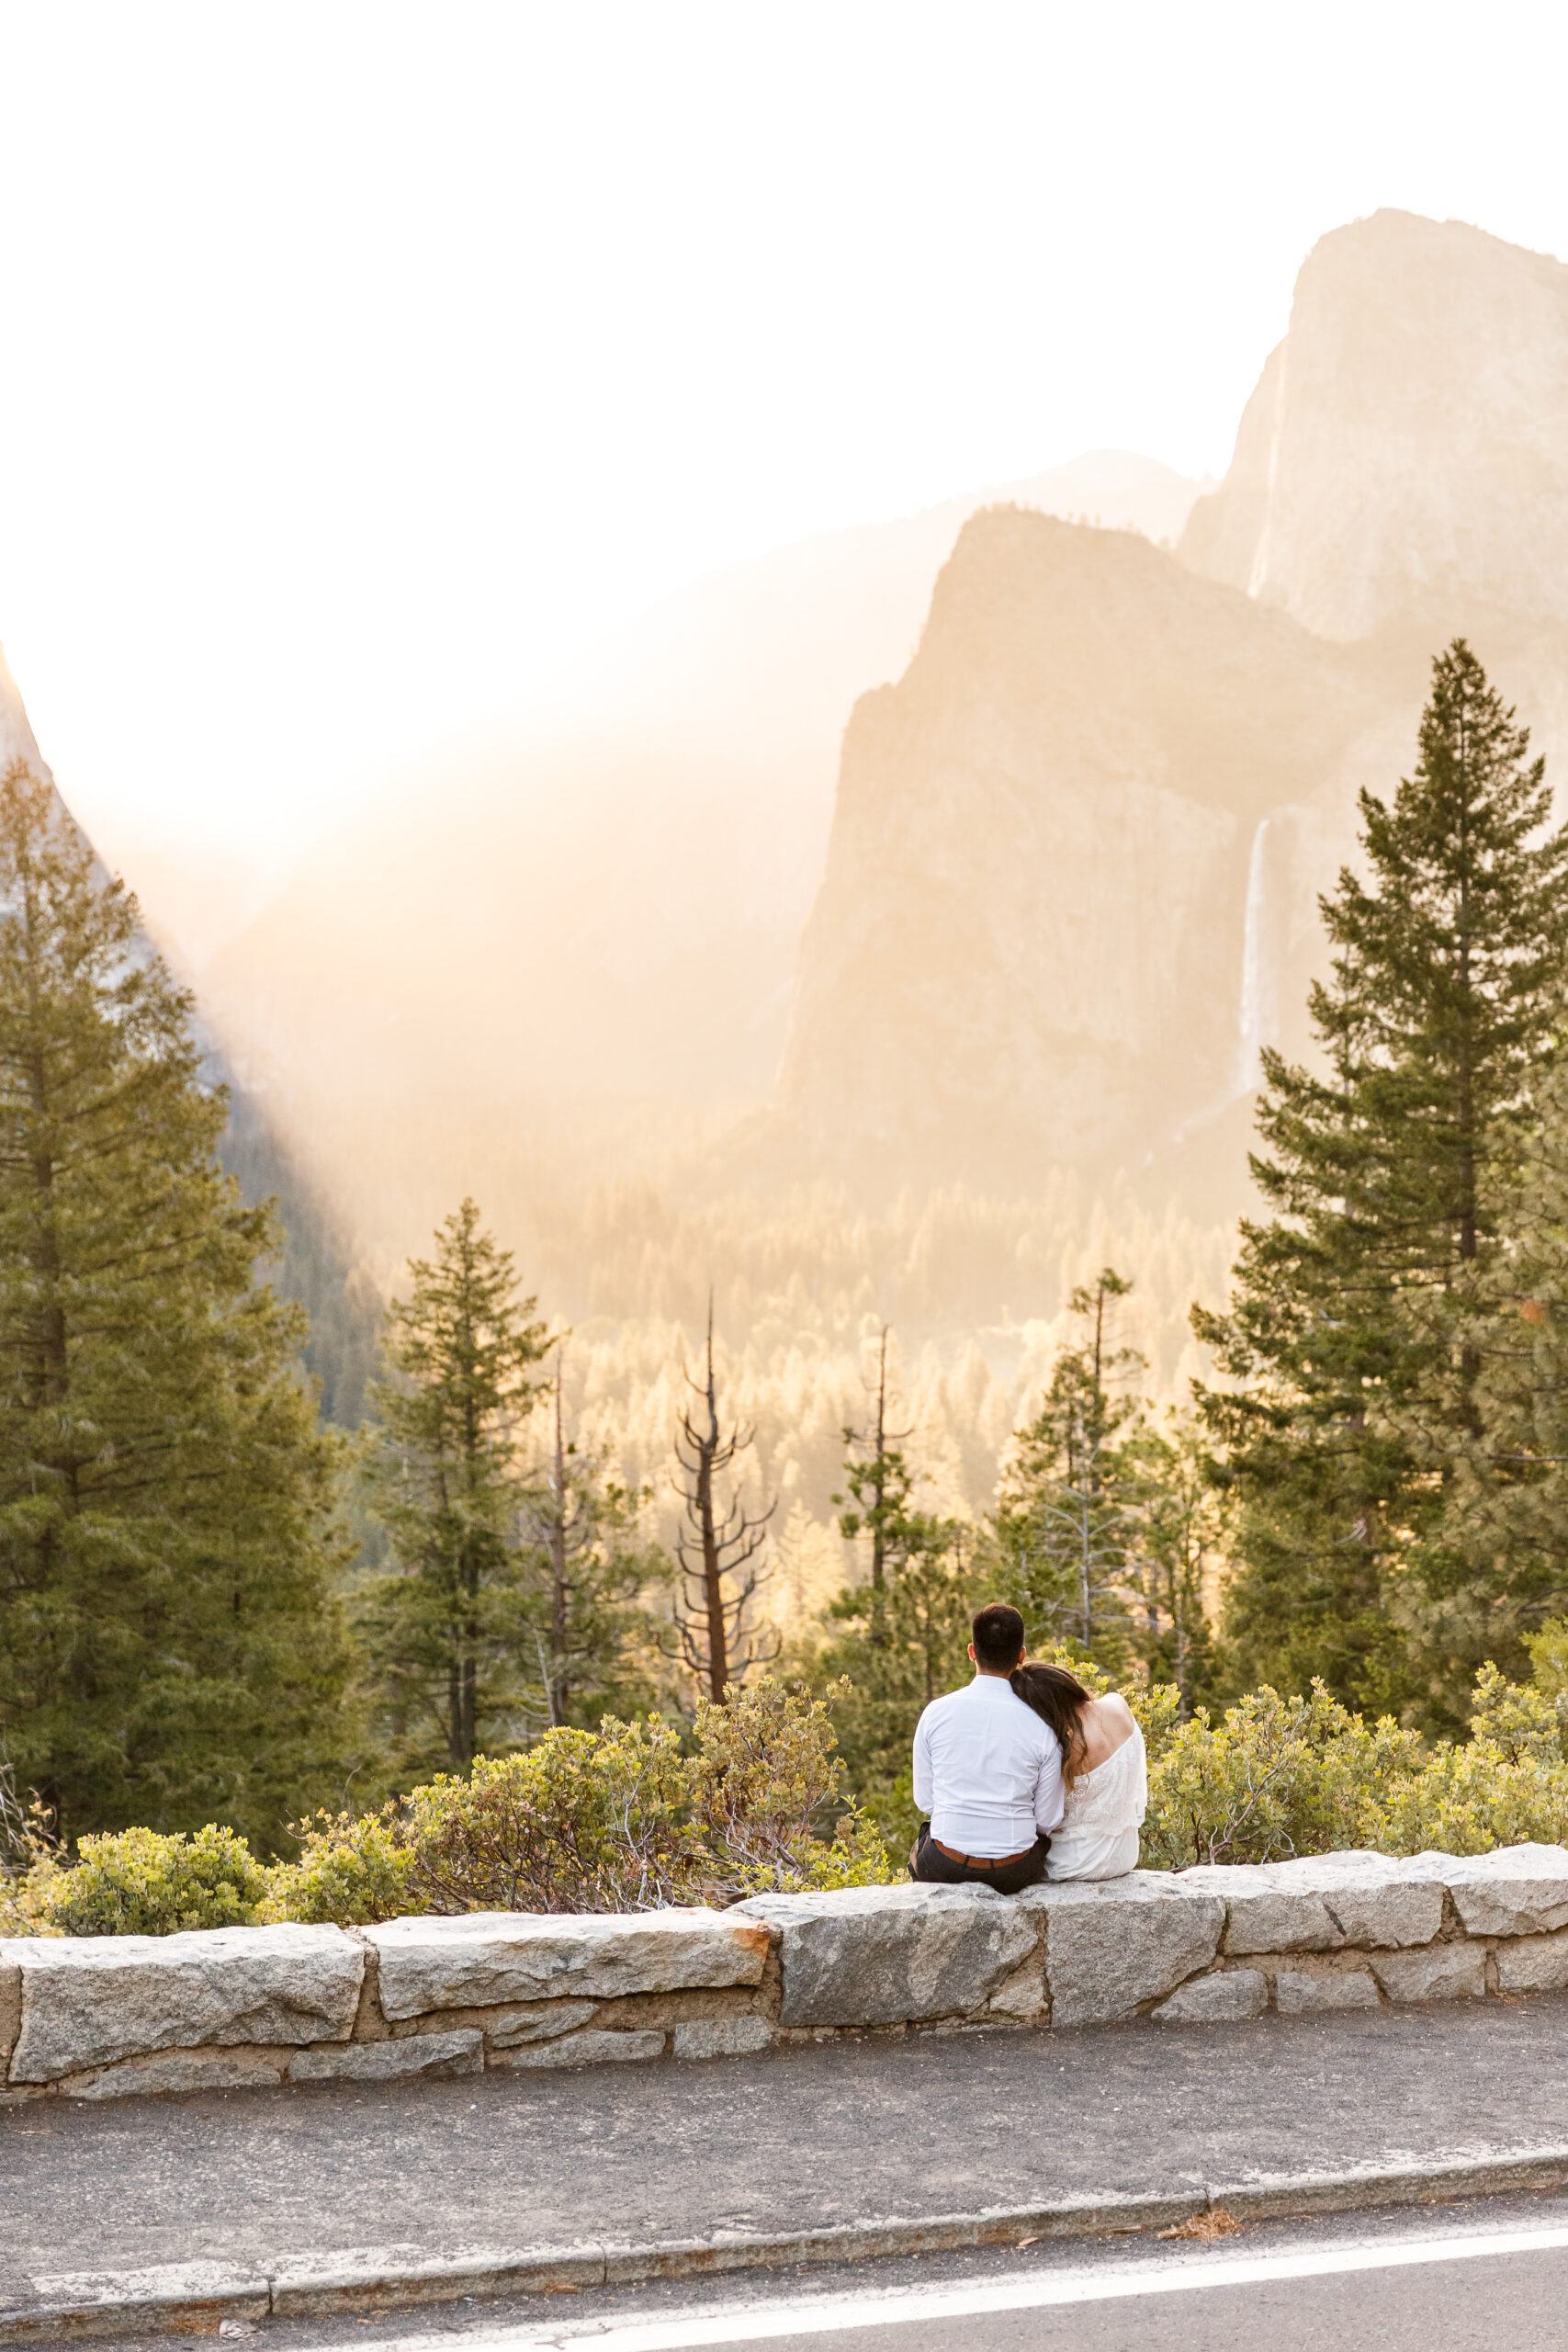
[1010,1662,1094,1781]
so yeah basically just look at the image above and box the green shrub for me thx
[1141,1683,1426,1868]
[1139,1664,1568,1869]
[0,1762,62,1935]
[404,1717,703,1914]
[1468,1657,1568,1763]
[43,1825,268,1936]
[690,1677,893,1895]
[1375,1737,1568,1855]
[259,1804,423,1927]
[257,1679,897,1920]
[1524,1618,1568,1698]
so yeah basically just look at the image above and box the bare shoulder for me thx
[1097,1691,1138,1732]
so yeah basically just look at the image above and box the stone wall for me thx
[6,1846,1568,2103]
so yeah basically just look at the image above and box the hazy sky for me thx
[4,0,1567,888]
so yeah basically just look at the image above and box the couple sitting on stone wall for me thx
[909,1603,1147,1894]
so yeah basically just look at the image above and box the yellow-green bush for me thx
[40,1825,269,1936]
[5,1679,893,1930]
[20,1652,1568,1929]
[397,1683,895,1913]
[405,1717,703,1914]
[258,1804,423,1927]
[0,1771,63,1935]
[689,1676,891,1896]
[1136,1656,1568,1869]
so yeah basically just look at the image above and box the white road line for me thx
[347,2218,1568,2352]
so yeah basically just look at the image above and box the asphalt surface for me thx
[7,1993,1568,2297]
[85,2196,1568,2352]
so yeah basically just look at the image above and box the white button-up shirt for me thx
[912,1673,1066,1856]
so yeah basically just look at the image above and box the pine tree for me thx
[833,1328,914,1648]
[359,1199,548,1773]
[1122,1411,1224,1714]
[813,1385,978,1847]
[1193,642,1568,1719]
[0,762,352,1846]
[991,1269,1142,1665]
[521,1351,668,1729]
[1393,1049,1568,1679]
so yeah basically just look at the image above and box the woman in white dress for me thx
[1010,1663,1146,1880]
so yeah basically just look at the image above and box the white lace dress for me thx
[1046,1725,1147,1880]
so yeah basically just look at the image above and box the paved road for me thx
[10,1994,1568,2288]
[283,2208,1568,2352]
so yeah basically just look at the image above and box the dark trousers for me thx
[908,1823,1048,1896]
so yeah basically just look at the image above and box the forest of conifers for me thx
[6,639,1568,1886]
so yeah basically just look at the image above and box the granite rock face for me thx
[66,2048,288,2100]
[734,1883,1036,2030]
[1494,1932,1568,1994]
[775,507,1387,1189]
[290,2031,482,2084]
[492,2029,665,2069]
[1181,211,1568,641]
[1180,1853,1444,1955]
[1152,1970,1267,2023]
[1371,1945,1487,2005]
[1431,1846,1568,1939]
[367,1910,769,2019]
[1031,1875,1224,2028]
[671,2016,773,2060]
[6,1927,364,2083]
[1274,1970,1381,2016]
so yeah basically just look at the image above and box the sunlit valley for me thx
[6,209,1568,1648]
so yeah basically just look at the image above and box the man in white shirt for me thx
[909,1603,1064,1894]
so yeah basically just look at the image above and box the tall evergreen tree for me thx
[833,1328,913,1649]
[1392,1048,1568,1676]
[0,762,352,1846]
[1122,1411,1224,1714]
[813,1383,978,1846]
[520,1351,667,1729]
[992,1268,1142,1666]
[359,1199,548,1773]
[1194,642,1568,1721]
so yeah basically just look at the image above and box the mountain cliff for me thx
[1180,210,1568,641]
[773,210,1568,1208]
[773,507,1404,1189]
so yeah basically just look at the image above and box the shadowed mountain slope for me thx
[1,644,378,1423]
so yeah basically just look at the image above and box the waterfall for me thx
[1236,816,1271,1093]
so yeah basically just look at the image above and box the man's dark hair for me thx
[972,1602,1025,1670]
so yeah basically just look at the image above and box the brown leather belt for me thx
[934,1837,1037,1869]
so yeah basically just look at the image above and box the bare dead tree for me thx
[667,1296,778,1702]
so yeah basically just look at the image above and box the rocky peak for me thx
[1180,210,1568,639]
